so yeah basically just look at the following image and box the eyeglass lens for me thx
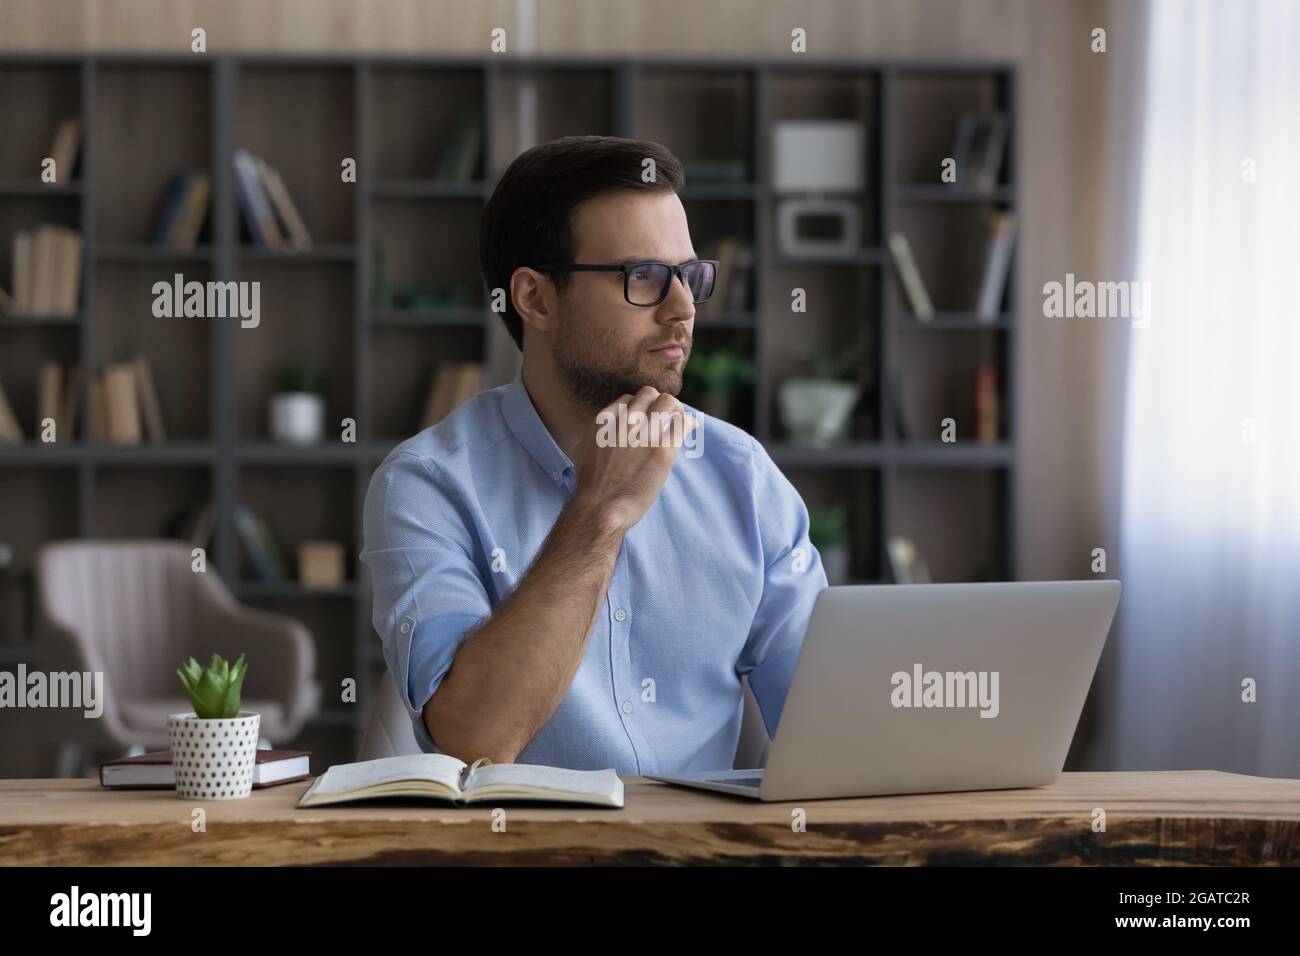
[627,261,716,305]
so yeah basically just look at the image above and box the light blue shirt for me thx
[360,371,828,774]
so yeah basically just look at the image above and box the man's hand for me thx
[574,386,699,534]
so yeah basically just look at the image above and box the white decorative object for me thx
[779,378,860,447]
[773,120,865,192]
[167,711,261,800]
[773,120,866,258]
[269,392,325,445]
[777,197,861,258]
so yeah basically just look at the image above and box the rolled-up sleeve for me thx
[737,440,829,739]
[361,452,491,753]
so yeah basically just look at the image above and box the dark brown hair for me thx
[479,135,685,350]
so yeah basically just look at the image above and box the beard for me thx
[553,315,691,410]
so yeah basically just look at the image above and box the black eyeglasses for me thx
[533,259,719,307]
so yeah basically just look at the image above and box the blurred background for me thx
[0,0,1295,782]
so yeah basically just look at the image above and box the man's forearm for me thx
[422,493,626,762]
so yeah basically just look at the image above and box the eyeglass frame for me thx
[531,259,721,307]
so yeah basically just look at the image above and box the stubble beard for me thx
[553,317,690,411]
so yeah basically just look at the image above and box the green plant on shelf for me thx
[176,652,247,720]
[808,505,848,550]
[681,348,755,421]
[275,363,326,395]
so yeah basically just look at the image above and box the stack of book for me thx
[149,172,211,249]
[5,225,83,318]
[421,362,482,430]
[86,356,166,446]
[232,149,314,251]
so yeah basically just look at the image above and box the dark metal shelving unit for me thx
[0,54,1019,765]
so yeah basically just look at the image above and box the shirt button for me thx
[399,621,411,635]
[614,608,627,622]
[621,701,633,715]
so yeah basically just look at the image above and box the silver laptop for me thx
[647,580,1121,801]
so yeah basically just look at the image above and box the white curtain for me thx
[1106,0,1300,777]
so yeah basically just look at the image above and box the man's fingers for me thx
[628,384,661,414]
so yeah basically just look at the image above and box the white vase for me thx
[269,392,325,445]
[167,711,261,800]
[778,378,861,446]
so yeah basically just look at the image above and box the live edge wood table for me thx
[1,771,1297,866]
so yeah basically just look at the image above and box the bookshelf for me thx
[0,54,1019,768]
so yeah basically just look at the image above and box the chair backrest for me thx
[358,668,771,768]
[37,539,219,699]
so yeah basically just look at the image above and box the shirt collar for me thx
[502,370,575,487]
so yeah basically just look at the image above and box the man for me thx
[361,135,827,774]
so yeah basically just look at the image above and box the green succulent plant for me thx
[177,653,248,719]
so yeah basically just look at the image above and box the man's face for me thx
[550,190,696,409]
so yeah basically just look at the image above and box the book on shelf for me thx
[165,500,216,553]
[888,366,911,440]
[232,149,284,250]
[25,360,81,442]
[103,363,142,446]
[887,232,935,321]
[8,225,82,318]
[948,110,1009,192]
[0,377,24,445]
[975,359,1000,445]
[235,505,290,585]
[421,362,483,430]
[232,150,315,250]
[101,749,310,790]
[150,171,212,250]
[297,754,625,809]
[87,355,166,446]
[435,107,483,182]
[695,236,752,319]
[975,211,1018,321]
[254,156,314,249]
[36,361,62,438]
[130,355,166,443]
[46,116,82,184]
[887,535,933,585]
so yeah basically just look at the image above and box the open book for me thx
[296,754,624,809]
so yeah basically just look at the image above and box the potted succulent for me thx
[778,347,863,446]
[269,363,326,445]
[809,505,850,586]
[681,348,756,421]
[169,653,259,800]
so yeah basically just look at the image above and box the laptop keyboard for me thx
[708,777,764,787]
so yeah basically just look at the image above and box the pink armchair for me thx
[34,540,317,771]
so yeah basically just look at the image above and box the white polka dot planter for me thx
[167,711,261,800]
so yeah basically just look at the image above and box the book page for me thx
[465,762,620,799]
[308,753,466,797]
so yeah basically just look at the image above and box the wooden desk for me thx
[1,771,1297,865]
